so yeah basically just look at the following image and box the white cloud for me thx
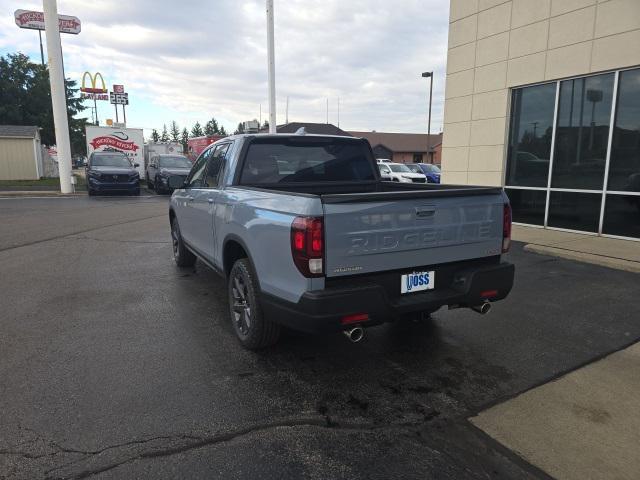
[0,0,450,134]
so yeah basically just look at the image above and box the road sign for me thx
[110,92,129,105]
[113,84,125,94]
[14,9,81,34]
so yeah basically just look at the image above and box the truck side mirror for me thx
[134,163,140,168]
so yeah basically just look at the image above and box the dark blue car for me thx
[406,163,441,183]
[86,151,140,196]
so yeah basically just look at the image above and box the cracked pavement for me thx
[1,196,639,479]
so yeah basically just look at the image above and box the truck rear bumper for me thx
[260,261,515,334]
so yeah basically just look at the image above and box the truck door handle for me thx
[207,198,214,204]
[415,206,435,217]
[187,196,194,202]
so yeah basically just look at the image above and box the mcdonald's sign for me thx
[80,72,108,101]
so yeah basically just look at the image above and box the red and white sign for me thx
[14,9,81,34]
[113,84,125,94]
[86,126,145,176]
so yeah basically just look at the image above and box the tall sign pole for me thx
[266,0,276,133]
[43,0,72,194]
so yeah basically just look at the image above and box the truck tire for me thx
[228,258,280,350]
[171,217,196,268]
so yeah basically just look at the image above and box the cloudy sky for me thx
[1,0,450,137]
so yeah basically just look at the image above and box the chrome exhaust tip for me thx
[343,326,364,343]
[471,302,491,315]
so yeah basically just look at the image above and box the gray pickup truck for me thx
[168,133,514,350]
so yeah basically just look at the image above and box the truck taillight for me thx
[291,216,324,277]
[502,203,512,253]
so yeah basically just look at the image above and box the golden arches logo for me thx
[80,71,107,94]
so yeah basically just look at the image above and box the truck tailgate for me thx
[322,192,505,277]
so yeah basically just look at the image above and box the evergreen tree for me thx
[160,124,169,142]
[219,125,227,136]
[204,117,219,135]
[170,121,180,142]
[180,128,189,153]
[234,122,245,135]
[151,129,160,143]
[0,52,89,155]
[190,122,204,137]
[262,120,269,130]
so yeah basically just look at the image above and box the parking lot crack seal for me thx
[45,416,390,479]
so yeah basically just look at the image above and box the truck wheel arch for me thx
[223,235,258,281]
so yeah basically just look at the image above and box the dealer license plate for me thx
[401,271,435,294]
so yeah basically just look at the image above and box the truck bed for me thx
[240,180,501,199]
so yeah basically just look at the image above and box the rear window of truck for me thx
[239,137,376,184]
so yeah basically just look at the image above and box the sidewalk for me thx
[513,225,640,273]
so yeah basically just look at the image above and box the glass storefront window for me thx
[603,195,640,238]
[503,68,639,239]
[505,83,556,187]
[504,189,546,225]
[551,73,614,190]
[607,69,640,193]
[551,73,615,190]
[547,192,602,232]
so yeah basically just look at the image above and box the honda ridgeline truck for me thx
[168,133,514,350]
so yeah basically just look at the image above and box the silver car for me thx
[146,154,192,194]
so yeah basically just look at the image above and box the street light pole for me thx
[43,0,73,194]
[266,0,276,134]
[421,71,433,163]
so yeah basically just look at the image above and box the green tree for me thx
[204,117,219,135]
[219,125,227,136]
[181,127,189,154]
[170,121,180,142]
[262,120,269,131]
[234,122,245,135]
[151,129,160,143]
[160,124,169,142]
[0,52,89,155]
[190,121,204,137]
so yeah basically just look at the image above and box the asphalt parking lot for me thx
[1,195,639,480]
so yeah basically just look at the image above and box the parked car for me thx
[379,162,427,183]
[168,133,514,350]
[146,154,192,194]
[86,151,140,196]
[406,163,441,183]
[378,163,392,180]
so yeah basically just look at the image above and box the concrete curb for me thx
[0,191,86,197]
[524,244,640,274]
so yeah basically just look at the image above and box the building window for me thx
[504,67,640,239]
[551,73,614,190]
[607,68,640,193]
[413,153,423,163]
[506,83,556,188]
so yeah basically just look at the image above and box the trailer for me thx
[144,142,183,169]
[186,135,225,161]
[85,126,145,178]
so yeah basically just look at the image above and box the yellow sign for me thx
[106,119,113,126]
[80,71,107,93]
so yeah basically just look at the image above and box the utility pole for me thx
[337,97,340,128]
[286,96,289,124]
[38,30,45,65]
[326,97,329,124]
[266,0,276,134]
[44,0,72,194]
[421,71,433,163]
